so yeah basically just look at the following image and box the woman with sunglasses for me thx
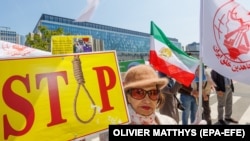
[122,64,178,125]
[98,64,177,141]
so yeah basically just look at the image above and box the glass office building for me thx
[34,14,182,61]
[186,42,200,59]
[0,26,19,44]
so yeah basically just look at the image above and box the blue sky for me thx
[1,0,250,46]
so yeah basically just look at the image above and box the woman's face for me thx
[127,85,159,116]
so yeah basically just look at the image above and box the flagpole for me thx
[194,0,204,124]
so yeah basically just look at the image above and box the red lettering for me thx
[93,66,116,112]
[3,74,34,139]
[36,71,68,127]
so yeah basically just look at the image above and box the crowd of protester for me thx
[82,62,239,141]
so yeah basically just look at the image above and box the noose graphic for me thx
[72,55,96,123]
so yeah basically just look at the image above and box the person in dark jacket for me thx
[210,69,238,125]
[158,71,183,124]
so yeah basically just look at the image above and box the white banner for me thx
[201,0,250,84]
[0,40,51,59]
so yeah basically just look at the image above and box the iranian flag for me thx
[149,21,199,86]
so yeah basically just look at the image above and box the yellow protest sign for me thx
[0,51,129,141]
[51,35,93,55]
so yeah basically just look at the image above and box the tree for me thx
[25,26,64,51]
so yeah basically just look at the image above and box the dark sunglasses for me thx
[127,88,160,101]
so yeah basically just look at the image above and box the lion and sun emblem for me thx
[159,47,172,58]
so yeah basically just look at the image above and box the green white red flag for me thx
[149,21,199,86]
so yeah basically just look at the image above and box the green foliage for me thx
[25,26,64,51]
